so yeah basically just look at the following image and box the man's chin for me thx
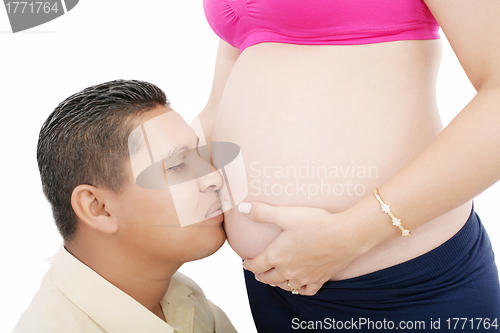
[189,240,225,262]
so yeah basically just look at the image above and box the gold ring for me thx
[287,280,300,295]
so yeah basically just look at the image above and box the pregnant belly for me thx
[222,156,387,259]
[213,83,444,260]
[212,42,471,271]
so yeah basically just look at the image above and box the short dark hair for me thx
[37,80,168,242]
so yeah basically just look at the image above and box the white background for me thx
[1,1,498,332]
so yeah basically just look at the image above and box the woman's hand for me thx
[240,202,372,296]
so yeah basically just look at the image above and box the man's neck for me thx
[65,239,180,322]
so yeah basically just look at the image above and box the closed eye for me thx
[167,163,186,173]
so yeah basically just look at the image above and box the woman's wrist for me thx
[340,192,402,257]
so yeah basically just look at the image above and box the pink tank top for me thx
[204,0,440,52]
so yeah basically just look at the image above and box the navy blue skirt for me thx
[244,203,500,332]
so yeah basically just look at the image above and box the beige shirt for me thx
[13,245,237,333]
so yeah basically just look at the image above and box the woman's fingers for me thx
[245,234,309,280]
[238,201,292,230]
[252,254,351,296]
[244,204,338,282]
[253,265,296,285]
[266,279,323,296]
[298,283,322,296]
[243,251,275,276]
[241,202,366,296]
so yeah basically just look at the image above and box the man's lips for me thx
[205,200,222,218]
[206,208,223,219]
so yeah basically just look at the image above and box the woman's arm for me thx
[242,0,500,295]
[193,39,240,143]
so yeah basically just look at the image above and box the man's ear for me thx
[71,185,119,234]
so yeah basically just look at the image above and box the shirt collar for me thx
[161,277,197,331]
[51,244,190,333]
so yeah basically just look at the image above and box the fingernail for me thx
[255,275,260,282]
[270,284,276,287]
[243,262,248,270]
[238,202,252,214]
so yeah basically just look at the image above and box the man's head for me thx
[38,80,225,263]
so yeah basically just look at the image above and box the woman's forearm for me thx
[196,106,218,144]
[193,39,240,144]
[351,84,500,251]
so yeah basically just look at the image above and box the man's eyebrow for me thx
[167,137,200,159]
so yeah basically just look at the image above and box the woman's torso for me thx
[212,37,473,281]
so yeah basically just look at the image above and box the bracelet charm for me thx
[373,188,412,238]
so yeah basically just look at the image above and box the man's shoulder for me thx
[12,268,102,333]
